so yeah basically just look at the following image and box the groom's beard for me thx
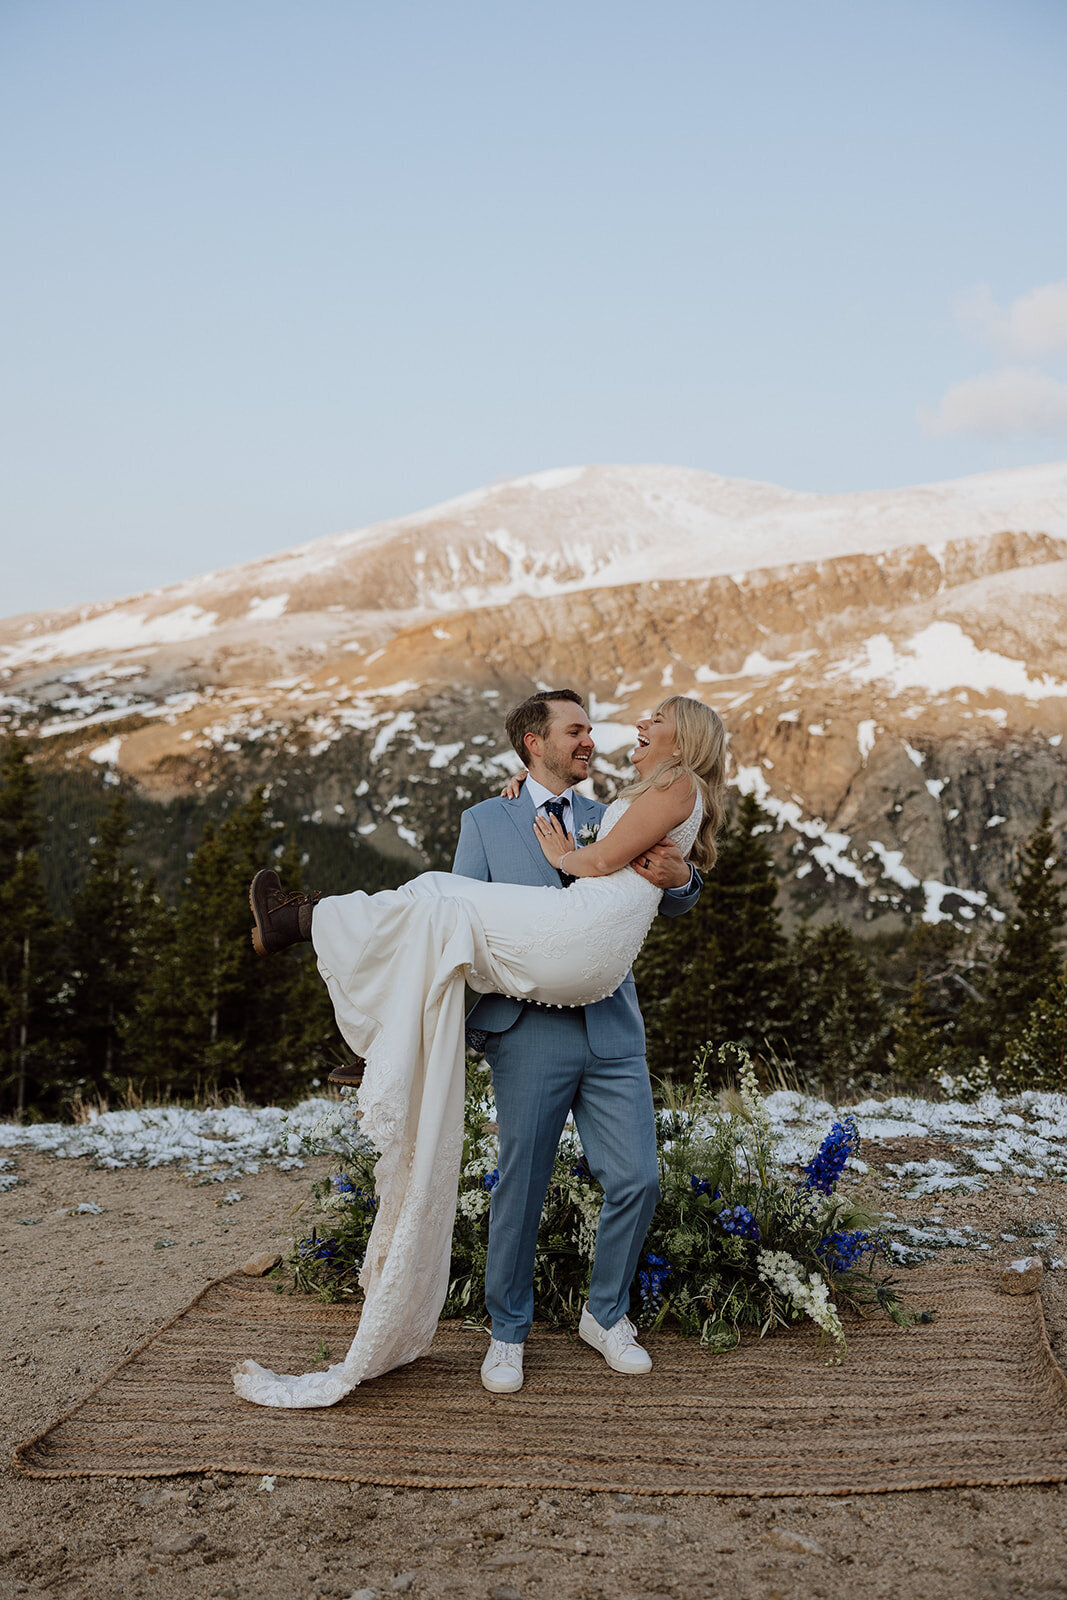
[542,752,589,788]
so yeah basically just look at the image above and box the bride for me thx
[233,695,726,1408]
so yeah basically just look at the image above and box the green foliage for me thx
[983,808,1065,1068]
[290,1044,909,1353]
[788,921,892,1090]
[1,740,389,1116]
[638,794,792,1078]
[125,790,339,1102]
[891,966,945,1086]
[62,795,142,1096]
[32,759,408,915]
[1000,970,1067,1093]
[0,739,66,1118]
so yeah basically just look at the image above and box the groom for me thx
[453,689,702,1394]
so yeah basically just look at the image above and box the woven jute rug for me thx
[14,1265,1067,1495]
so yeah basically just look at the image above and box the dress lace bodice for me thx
[597,788,704,861]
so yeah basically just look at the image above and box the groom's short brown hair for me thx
[505,689,586,763]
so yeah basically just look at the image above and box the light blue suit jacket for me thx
[452,787,702,1058]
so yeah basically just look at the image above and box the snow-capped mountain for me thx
[3,460,1066,927]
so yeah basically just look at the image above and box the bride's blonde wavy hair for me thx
[619,695,727,870]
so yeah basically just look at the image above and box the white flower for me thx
[577,823,599,845]
[456,1188,491,1221]
[462,1147,500,1181]
[757,1247,844,1353]
[565,1182,603,1260]
[737,1056,772,1136]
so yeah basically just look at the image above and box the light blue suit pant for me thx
[483,1007,660,1344]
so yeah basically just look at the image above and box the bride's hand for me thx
[499,770,528,800]
[533,812,574,869]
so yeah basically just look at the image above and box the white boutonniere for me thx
[577,823,599,846]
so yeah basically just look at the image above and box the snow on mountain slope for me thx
[4,460,1067,672]
[3,460,1066,931]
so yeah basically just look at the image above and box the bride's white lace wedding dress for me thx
[233,792,702,1408]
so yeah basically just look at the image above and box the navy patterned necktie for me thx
[543,798,575,886]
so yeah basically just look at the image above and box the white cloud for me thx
[957,280,1067,360]
[920,368,1067,439]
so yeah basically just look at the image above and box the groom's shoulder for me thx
[461,794,511,825]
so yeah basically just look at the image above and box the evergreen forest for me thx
[2,736,1065,1120]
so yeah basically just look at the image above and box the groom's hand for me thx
[630,840,692,890]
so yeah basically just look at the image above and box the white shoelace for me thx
[487,1338,523,1367]
[604,1316,639,1355]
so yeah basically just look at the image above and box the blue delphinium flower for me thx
[690,1175,716,1198]
[638,1252,673,1305]
[715,1203,761,1242]
[802,1116,860,1194]
[299,1235,339,1261]
[484,1168,500,1191]
[817,1228,877,1273]
[333,1175,377,1212]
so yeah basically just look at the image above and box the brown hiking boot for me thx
[249,869,322,956]
[327,1059,366,1089]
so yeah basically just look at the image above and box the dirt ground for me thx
[2,1149,1067,1600]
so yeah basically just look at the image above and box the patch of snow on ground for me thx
[857,719,877,763]
[842,622,1067,700]
[89,736,123,766]
[734,763,1001,923]
[1,605,218,668]
[428,741,465,769]
[922,880,1000,925]
[765,1088,1067,1185]
[0,1099,365,1178]
[247,593,289,622]
[867,841,920,891]
[591,721,637,756]
[369,711,417,761]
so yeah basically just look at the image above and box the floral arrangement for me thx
[287,1042,910,1356]
[576,823,600,845]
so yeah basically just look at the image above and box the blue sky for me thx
[2,0,1066,615]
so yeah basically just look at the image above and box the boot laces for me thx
[271,888,322,911]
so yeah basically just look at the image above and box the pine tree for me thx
[118,875,181,1098]
[788,922,891,1090]
[983,807,1065,1069]
[126,791,322,1101]
[63,794,141,1097]
[0,738,65,1118]
[891,965,944,1086]
[1000,970,1067,1093]
[637,792,791,1079]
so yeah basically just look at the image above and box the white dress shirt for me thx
[524,776,575,837]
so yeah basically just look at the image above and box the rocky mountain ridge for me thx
[3,461,1066,929]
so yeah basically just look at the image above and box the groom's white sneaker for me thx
[579,1304,653,1375]
[481,1337,525,1394]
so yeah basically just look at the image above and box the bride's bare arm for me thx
[533,777,696,878]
